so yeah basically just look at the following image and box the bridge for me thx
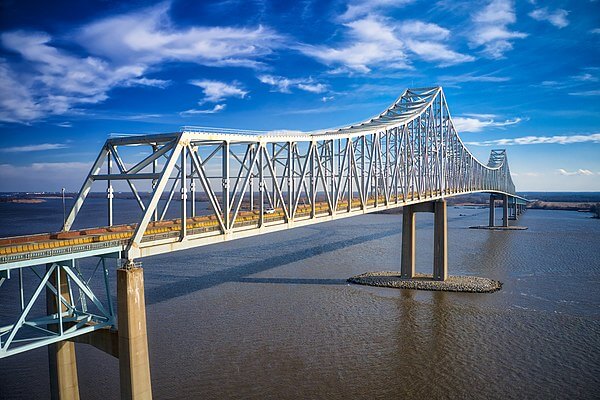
[0,87,527,399]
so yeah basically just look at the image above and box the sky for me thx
[0,0,599,192]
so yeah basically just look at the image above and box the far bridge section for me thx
[0,87,527,399]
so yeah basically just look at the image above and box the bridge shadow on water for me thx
[144,227,400,305]
[236,277,347,285]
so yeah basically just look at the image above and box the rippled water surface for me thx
[1,199,599,399]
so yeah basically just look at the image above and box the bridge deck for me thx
[0,190,527,269]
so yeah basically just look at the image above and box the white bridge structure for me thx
[0,87,527,399]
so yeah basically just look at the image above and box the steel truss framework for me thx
[63,86,519,259]
[0,86,525,357]
[0,255,116,357]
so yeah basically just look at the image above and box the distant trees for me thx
[591,203,600,219]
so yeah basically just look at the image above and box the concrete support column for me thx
[118,267,152,400]
[502,195,509,227]
[47,266,80,400]
[433,200,448,281]
[488,195,495,227]
[401,205,415,278]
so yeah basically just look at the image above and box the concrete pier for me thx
[401,200,447,281]
[489,195,495,227]
[433,200,448,281]
[118,267,152,400]
[400,205,416,279]
[47,266,80,400]
[471,194,527,230]
[502,194,509,227]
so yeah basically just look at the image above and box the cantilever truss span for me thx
[63,86,520,260]
[0,87,526,358]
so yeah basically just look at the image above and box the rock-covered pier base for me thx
[348,272,502,293]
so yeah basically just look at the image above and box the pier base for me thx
[401,200,447,281]
[118,267,152,400]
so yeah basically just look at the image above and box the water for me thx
[1,199,599,399]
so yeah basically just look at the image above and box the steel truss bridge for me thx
[0,87,527,398]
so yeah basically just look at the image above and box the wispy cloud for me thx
[0,143,69,153]
[568,90,600,96]
[470,0,527,59]
[529,7,569,28]
[557,168,595,176]
[438,72,510,85]
[453,116,522,132]
[189,80,247,103]
[467,133,600,146]
[125,77,171,88]
[571,73,598,82]
[511,171,541,177]
[56,122,72,128]
[280,104,369,115]
[338,0,415,21]
[180,104,226,115]
[258,75,327,93]
[405,40,474,65]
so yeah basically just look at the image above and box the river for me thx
[1,198,599,399]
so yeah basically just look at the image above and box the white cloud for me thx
[299,17,409,72]
[463,113,498,119]
[569,90,600,96]
[299,16,472,72]
[470,0,527,59]
[399,20,450,40]
[126,77,171,88]
[339,0,415,21]
[529,8,569,28]
[0,143,69,153]
[394,21,475,65]
[180,104,226,115]
[258,75,327,93]
[77,2,282,69]
[591,28,600,34]
[466,133,600,146]
[438,72,511,85]
[405,40,474,65]
[297,83,327,93]
[321,96,334,102]
[0,58,44,123]
[56,122,72,128]
[511,172,541,177]
[557,168,595,176]
[189,80,247,103]
[571,73,598,82]
[453,116,522,132]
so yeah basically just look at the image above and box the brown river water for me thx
[0,199,599,399]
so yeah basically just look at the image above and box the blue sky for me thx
[0,0,598,192]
